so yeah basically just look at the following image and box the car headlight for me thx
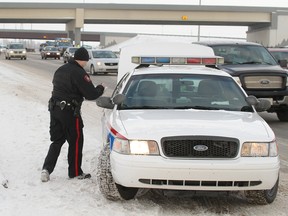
[9,51,14,54]
[96,61,102,66]
[241,140,278,157]
[113,137,159,155]
[23,50,26,54]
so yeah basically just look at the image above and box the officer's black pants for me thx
[42,106,84,178]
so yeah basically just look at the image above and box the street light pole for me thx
[197,0,202,41]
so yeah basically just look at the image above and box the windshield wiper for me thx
[240,61,262,64]
[122,106,169,110]
[174,106,220,110]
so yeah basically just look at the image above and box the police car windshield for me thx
[119,74,252,112]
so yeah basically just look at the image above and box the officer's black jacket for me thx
[51,59,104,103]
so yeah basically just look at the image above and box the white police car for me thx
[96,42,280,204]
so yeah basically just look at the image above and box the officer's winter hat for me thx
[74,47,89,61]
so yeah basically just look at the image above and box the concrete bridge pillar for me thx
[66,8,84,47]
[247,11,288,47]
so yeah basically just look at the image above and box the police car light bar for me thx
[132,56,224,65]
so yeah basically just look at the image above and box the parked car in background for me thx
[0,44,7,53]
[40,46,60,59]
[39,41,56,52]
[63,47,78,63]
[5,43,27,60]
[56,41,73,56]
[268,47,288,68]
[194,41,288,122]
[84,49,119,75]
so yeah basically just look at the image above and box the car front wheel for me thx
[245,177,279,205]
[90,65,96,75]
[97,144,138,201]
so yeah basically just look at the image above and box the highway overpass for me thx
[0,29,137,47]
[0,3,288,47]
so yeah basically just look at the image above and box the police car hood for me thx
[118,110,274,141]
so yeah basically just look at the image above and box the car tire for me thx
[97,144,138,201]
[276,110,288,122]
[245,177,279,205]
[90,65,96,75]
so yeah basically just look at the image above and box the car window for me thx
[92,51,118,58]
[211,45,277,65]
[111,72,130,97]
[69,48,78,53]
[119,74,250,111]
[9,44,24,49]
[270,50,288,61]
[50,47,59,51]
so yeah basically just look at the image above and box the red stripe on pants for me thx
[75,117,80,176]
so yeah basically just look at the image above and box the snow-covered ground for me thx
[0,59,288,216]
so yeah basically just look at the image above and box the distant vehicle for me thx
[0,44,7,53]
[5,43,27,60]
[39,41,56,52]
[84,49,119,75]
[55,38,73,56]
[55,37,72,44]
[46,41,57,47]
[40,46,60,59]
[63,47,78,63]
[268,47,288,68]
[194,40,288,122]
[39,43,46,52]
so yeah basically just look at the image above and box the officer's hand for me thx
[100,83,108,91]
[96,83,106,94]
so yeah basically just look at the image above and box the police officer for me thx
[41,47,105,182]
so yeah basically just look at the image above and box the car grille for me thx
[243,75,284,89]
[106,69,118,72]
[161,136,239,158]
[139,179,262,187]
[105,63,118,66]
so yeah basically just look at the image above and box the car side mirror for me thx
[96,94,125,109]
[245,95,271,112]
[278,59,287,68]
